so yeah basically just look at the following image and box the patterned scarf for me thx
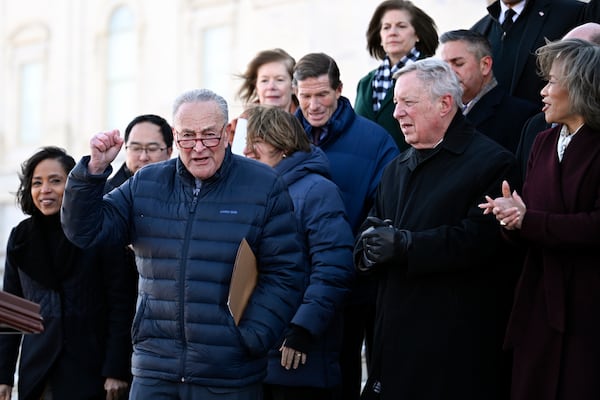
[372,48,420,112]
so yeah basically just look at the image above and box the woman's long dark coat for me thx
[506,124,600,400]
[0,214,136,400]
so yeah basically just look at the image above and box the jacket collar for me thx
[176,146,234,187]
[296,96,356,147]
[399,111,475,170]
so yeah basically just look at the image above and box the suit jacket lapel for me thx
[512,0,550,92]
[466,86,502,126]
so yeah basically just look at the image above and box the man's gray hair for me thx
[172,88,229,123]
[394,59,463,110]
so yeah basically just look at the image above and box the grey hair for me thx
[536,39,600,130]
[394,58,463,109]
[439,29,492,61]
[172,88,229,123]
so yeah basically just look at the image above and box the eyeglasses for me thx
[175,125,225,149]
[126,144,166,155]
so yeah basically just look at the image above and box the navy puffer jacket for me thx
[264,146,354,387]
[61,149,306,387]
[296,96,399,234]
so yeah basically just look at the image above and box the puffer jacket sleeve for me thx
[237,177,307,356]
[292,179,355,337]
[62,156,132,249]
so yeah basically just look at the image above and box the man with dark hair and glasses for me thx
[101,115,175,386]
[104,114,174,194]
[61,88,306,400]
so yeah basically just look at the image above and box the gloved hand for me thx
[360,222,411,266]
[363,216,394,228]
[354,217,393,271]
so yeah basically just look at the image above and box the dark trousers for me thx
[130,377,262,400]
[338,303,375,400]
[263,384,335,400]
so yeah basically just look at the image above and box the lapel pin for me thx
[539,11,545,16]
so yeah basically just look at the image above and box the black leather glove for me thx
[362,216,394,231]
[354,217,393,272]
[361,224,412,266]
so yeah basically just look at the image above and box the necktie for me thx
[501,8,516,32]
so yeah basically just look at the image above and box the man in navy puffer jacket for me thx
[61,89,306,400]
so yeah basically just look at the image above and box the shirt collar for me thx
[560,123,584,137]
[500,0,526,20]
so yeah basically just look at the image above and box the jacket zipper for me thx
[179,179,202,383]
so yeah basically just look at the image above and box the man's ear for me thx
[225,121,234,146]
[439,94,454,117]
[480,55,493,77]
[335,82,343,99]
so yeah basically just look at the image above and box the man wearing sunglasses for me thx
[61,89,306,400]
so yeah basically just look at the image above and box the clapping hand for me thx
[479,180,526,230]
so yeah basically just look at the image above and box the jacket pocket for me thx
[131,293,148,343]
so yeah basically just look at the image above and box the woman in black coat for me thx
[0,147,136,400]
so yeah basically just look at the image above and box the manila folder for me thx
[227,238,257,325]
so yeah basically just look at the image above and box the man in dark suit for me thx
[471,0,591,105]
[440,29,538,154]
[515,22,600,178]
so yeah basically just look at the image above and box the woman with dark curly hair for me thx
[0,146,136,400]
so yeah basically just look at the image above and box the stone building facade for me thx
[0,0,485,272]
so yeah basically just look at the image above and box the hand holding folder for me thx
[227,238,258,325]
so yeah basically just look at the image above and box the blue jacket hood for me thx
[275,145,331,187]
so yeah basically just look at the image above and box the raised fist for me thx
[88,129,124,174]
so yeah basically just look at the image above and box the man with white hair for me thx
[355,59,520,400]
[61,88,306,400]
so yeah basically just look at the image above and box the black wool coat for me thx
[0,214,136,400]
[363,113,521,400]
